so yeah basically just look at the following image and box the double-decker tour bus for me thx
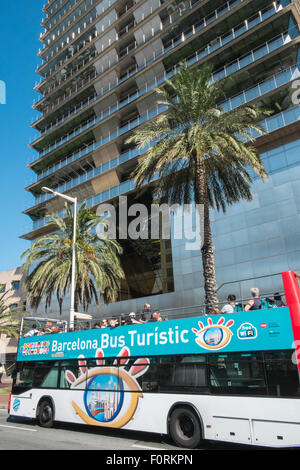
[8,271,300,448]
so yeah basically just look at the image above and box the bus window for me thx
[12,363,35,393]
[174,361,207,390]
[159,356,208,393]
[132,357,159,393]
[264,351,300,397]
[159,357,175,392]
[180,355,206,363]
[209,353,267,395]
[209,356,228,388]
[33,361,59,388]
[59,360,87,389]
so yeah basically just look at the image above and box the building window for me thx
[9,304,19,311]
[11,281,20,291]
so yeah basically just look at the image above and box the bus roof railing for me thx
[22,316,68,323]
[19,270,289,336]
[19,289,287,336]
[20,317,68,338]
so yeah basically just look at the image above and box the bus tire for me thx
[37,398,54,428]
[169,407,201,449]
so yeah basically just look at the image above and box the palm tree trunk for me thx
[74,295,79,313]
[202,201,219,314]
[194,153,219,314]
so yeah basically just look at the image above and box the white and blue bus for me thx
[8,271,300,448]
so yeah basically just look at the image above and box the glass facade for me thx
[23,0,300,318]
[115,189,175,301]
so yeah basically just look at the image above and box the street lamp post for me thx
[41,187,77,330]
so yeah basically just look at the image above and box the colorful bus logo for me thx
[192,317,234,350]
[237,322,257,339]
[85,373,124,423]
[12,398,21,412]
[66,347,149,428]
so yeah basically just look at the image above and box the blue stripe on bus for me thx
[17,308,295,361]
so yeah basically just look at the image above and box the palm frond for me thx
[126,61,271,314]
[22,202,124,313]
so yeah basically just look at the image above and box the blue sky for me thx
[0,1,43,272]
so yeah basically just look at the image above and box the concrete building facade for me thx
[23,0,300,319]
[0,268,26,362]
[0,267,27,313]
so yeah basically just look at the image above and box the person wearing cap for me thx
[129,312,144,325]
[109,319,119,328]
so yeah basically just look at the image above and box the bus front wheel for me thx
[37,399,54,428]
[169,407,202,449]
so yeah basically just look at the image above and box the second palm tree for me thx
[22,202,124,315]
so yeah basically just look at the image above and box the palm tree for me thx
[0,290,21,338]
[127,62,269,314]
[22,202,124,314]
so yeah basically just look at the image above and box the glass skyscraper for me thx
[23,0,300,317]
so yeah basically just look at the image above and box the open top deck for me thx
[16,271,300,368]
[17,306,295,362]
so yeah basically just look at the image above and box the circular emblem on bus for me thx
[192,317,234,350]
[203,327,224,346]
[65,347,150,429]
[84,374,124,423]
[13,398,20,412]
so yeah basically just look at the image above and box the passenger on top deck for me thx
[273,293,285,307]
[244,288,262,312]
[129,312,145,324]
[24,324,39,337]
[215,295,236,314]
